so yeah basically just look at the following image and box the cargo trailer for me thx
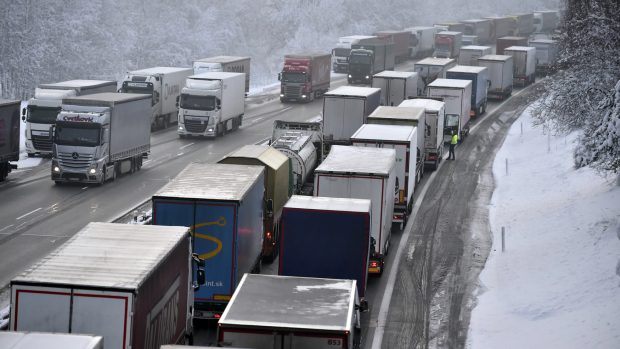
[192,56,251,93]
[530,39,558,75]
[372,70,420,106]
[427,79,472,143]
[446,65,490,116]
[279,53,331,103]
[322,86,381,143]
[460,19,493,44]
[504,46,537,86]
[458,45,492,66]
[0,100,20,181]
[399,98,446,170]
[414,57,457,90]
[496,36,528,55]
[477,55,514,100]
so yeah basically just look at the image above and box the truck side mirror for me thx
[278,73,282,81]
[356,300,369,312]
[49,125,55,140]
[192,253,205,267]
[265,199,274,215]
[196,269,206,286]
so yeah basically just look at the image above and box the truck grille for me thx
[32,135,53,152]
[285,86,301,98]
[184,119,208,133]
[57,152,94,170]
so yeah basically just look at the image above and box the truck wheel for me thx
[252,260,262,274]
[163,115,170,129]
[0,164,7,181]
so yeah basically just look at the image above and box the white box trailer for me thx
[314,145,396,275]
[534,10,559,33]
[405,26,437,58]
[477,55,514,100]
[414,57,457,90]
[399,99,445,170]
[485,16,517,39]
[0,332,103,349]
[530,39,558,75]
[372,70,420,106]
[10,223,195,349]
[509,13,535,36]
[192,56,251,93]
[460,19,493,44]
[427,79,472,143]
[434,31,463,58]
[504,46,537,86]
[458,45,492,66]
[462,35,479,46]
[218,274,361,349]
[351,124,417,227]
[322,86,381,143]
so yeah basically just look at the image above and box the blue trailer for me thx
[446,65,489,117]
[152,163,265,320]
[279,195,371,298]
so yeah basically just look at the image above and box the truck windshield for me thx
[55,123,101,147]
[180,94,217,111]
[281,72,306,83]
[333,48,351,57]
[27,106,60,124]
[349,54,371,65]
[121,82,154,95]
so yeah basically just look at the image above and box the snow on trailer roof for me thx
[38,80,116,89]
[0,332,103,349]
[154,163,263,201]
[315,145,395,176]
[415,57,456,66]
[448,65,488,74]
[504,46,536,52]
[219,274,357,332]
[428,78,472,89]
[189,72,245,80]
[128,66,192,74]
[460,18,491,23]
[530,39,557,44]
[351,124,416,142]
[0,99,20,107]
[62,92,151,106]
[324,86,381,98]
[373,70,417,79]
[221,145,289,171]
[285,53,331,59]
[478,54,513,62]
[461,45,492,51]
[399,99,444,113]
[437,30,461,36]
[194,55,249,63]
[368,106,425,121]
[11,223,188,290]
[285,195,371,214]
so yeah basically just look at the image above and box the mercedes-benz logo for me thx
[71,152,79,160]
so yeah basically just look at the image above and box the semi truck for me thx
[51,93,151,184]
[10,223,196,349]
[477,55,514,100]
[462,35,479,46]
[405,26,437,59]
[314,145,396,275]
[413,57,457,89]
[372,71,420,106]
[120,67,192,129]
[192,56,251,93]
[460,19,493,44]
[485,16,518,39]
[399,98,446,170]
[0,332,103,349]
[427,79,472,143]
[218,145,291,262]
[504,46,537,86]
[271,132,318,195]
[279,195,371,299]
[365,106,426,185]
[177,72,245,138]
[351,123,418,227]
[152,163,264,320]
[446,65,490,116]
[331,36,377,73]
[348,39,395,84]
[322,86,381,143]
[533,10,559,33]
[373,30,411,63]
[530,39,558,75]
[509,13,535,36]
[434,22,466,33]
[0,100,20,181]
[22,80,117,157]
[279,53,331,103]
[218,274,362,348]
[458,45,492,66]
[496,36,528,55]
[434,31,463,59]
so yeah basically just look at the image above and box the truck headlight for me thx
[208,128,213,132]
[89,168,97,174]
[302,94,307,99]
[365,75,370,79]
[280,94,284,97]
[348,74,352,78]
[53,166,60,173]
[178,126,184,131]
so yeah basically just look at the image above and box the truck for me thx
[314,145,396,275]
[530,39,559,75]
[413,57,457,89]
[271,132,318,195]
[477,55,514,100]
[458,45,492,66]
[218,274,362,348]
[446,65,490,116]
[504,46,537,86]
[279,195,371,299]
[192,56,251,93]
[399,98,446,170]
[22,80,117,157]
[427,79,472,143]
[177,72,245,138]
[434,31,463,59]
[405,26,437,58]
[509,13,535,36]
[218,145,291,262]
[0,332,103,349]
[434,22,466,33]
[533,10,559,33]
[279,53,331,103]
[460,19,493,44]
[152,163,264,319]
[332,36,377,73]
[120,67,193,129]
[348,39,395,84]
[10,222,196,349]
[485,16,518,39]
[496,36,528,55]
[51,93,151,184]
[373,30,411,63]
[462,35,479,46]
[322,86,381,143]
[351,124,417,227]
[372,71,420,106]
[0,100,20,181]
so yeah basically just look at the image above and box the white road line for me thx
[16,208,42,220]
[177,152,184,156]
[81,186,88,190]
[0,224,14,233]
[143,159,152,164]
[22,234,69,238]
[179,142,194,150]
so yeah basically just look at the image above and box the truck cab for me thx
[120,74,160,126]
[348,49,374,84]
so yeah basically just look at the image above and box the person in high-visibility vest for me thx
[449,131,458,160]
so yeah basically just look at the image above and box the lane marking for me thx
[81,186,88,190]
[16,208,42,220]
[0,225,14,233]
[177,152,184,156]
[179,142,194,150]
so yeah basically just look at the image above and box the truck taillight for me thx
[266,231,272,239]
[370,261,378,268]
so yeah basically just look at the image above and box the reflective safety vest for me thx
[451,134,459,145]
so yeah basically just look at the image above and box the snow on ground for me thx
[467,106,620,348]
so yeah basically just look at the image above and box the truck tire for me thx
[0,164,7,181]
